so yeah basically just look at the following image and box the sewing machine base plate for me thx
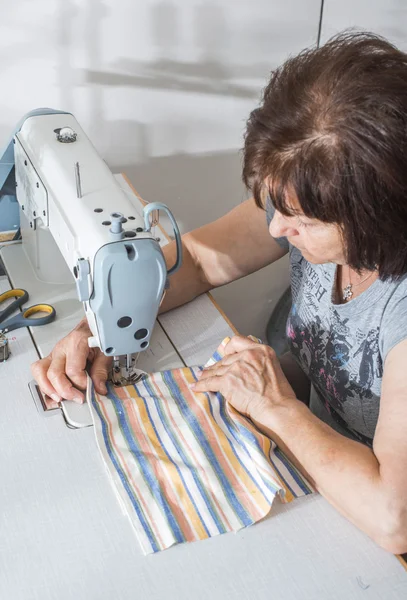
[29,380,93,428]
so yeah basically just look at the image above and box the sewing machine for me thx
[0,109,182,391]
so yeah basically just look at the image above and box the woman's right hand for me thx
[31,319,112,403]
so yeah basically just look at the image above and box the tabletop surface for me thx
[0,175,406,600]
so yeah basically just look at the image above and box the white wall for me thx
[0,0,321,339]
[321,0,407,49]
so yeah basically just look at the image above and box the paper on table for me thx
[87,337,313,554]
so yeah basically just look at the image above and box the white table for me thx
[0,176,406,600]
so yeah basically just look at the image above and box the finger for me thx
[198,364,230,381]
[203,344,262,373]
[47,353,84,403]
[90,352,112,394]
[203,352,246,373]
[224,335,260,356]
[31,356,61,404]
[64,339,90,391]
[191,373,224,393]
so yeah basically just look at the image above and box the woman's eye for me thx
[296,217,309,228]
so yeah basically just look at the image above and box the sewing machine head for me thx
[1,109,182,384]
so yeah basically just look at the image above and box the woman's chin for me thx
[299,248,324,263]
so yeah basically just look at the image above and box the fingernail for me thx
[73,395,84,404]
[51,393,61,403]
[189,383,196,389]
[96,381,107,394]
[196,372,202,379]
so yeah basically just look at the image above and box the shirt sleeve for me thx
[265,195,289,251]
[380,281,407,360]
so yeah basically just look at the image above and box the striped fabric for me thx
[88,337,313,554]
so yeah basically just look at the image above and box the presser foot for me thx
[110,353,146,387]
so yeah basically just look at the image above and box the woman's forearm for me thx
[159,197,286,314]
[251,401,407,553]
[159,234,212,314]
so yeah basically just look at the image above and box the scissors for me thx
[0,288,56,334]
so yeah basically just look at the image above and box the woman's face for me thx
[269,195,346,265]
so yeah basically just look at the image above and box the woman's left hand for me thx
[191,335,299,420]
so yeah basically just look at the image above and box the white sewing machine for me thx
[0,109,182,392]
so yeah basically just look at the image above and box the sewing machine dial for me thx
[54,126,77,143]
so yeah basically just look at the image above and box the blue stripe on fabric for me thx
[142,376,225,534]
[90,384,159,553]
[215,391,308,496]
[107,389,185,543]
[163,370,253,527]
[210,391,280,498]
[273,446,311,495]
[138,391,211,537]
[266,452,296,497]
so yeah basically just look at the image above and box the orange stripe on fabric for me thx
[177,368,267,520]
[121,385,205,542]
[95,391,166,548]
[148,373,235,532]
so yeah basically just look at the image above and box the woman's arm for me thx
[253,399,407,554]
[194,336,407,553]
[159,197,287,313]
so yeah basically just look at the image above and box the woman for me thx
[32,32,407,553]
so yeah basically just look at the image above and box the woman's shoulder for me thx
[379,273,407,359]
[382,273,407,308]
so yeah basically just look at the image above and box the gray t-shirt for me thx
[266,198,407,446]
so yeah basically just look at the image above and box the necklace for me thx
[342,266,374,301]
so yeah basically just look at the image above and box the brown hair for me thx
[243,31,407,279]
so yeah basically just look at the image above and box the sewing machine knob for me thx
[109,212,125,240]
[54,127,77,143]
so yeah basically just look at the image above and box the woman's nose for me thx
[269,211,298,238]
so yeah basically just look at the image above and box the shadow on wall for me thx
[83,0,275,100]
[85,63,259,99]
